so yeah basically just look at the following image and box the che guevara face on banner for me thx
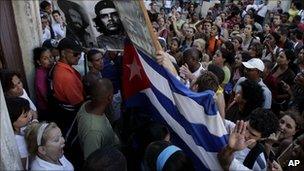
[57,0,124,50]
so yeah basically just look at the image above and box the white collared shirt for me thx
[31,155,74,171]
[192,63,205,78]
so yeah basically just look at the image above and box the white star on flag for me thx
[126,58,142,81]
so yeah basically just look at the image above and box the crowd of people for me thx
[1,0,304,170]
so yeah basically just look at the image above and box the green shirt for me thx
[77,101,120,159]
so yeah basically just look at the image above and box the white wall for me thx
[0,83,23,170]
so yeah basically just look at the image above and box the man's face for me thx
[244,67,259,80]
[98,8,119,32]
[64,49,81,66]
[41,18,49,30]
[245,122,262,143]
[204,22,211,32]
[68,9,83,28]
[52,13,61,23]
[273,15,281,26]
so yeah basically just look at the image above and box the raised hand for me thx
[229,120,255,151]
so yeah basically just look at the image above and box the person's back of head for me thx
[207,64,225,85]
[183,48,200,62]
[194,71,219,92]
[82,147,127,171]
[89,78,113,104]
[144,140,194,171]
[248,108,279,138]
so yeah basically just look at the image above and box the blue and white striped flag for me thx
[122,42,228,170]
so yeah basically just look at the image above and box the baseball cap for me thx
[57,38,83,52]
[242,58,265,72]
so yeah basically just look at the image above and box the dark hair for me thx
[293,2,302,10]
[241,51,251,62]
[33,47,49,68]
[40,0,51,11]
[240,79,264,118]
[88,78,113,103]
[279,26,289,36]
[183,48,200,62]
[207,64,225,84]
[282,12,290,19]
[86,49,102,62]
[249,42,263,58]
[171,37,181,47]
[5,97,30,130]
[58,0,89,28]
[195,71,219,92]
[144,141,194,171]
[52,10,61,16]
[41,15,48,21]
[83,147,127,171]
[0,70,22,93]
[248,108,279,138]
[223,41,236,57]
[284,49,295,62]
[135,122,170,160]
[219,47,235,66]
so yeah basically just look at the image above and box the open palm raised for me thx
[229,120,256,151]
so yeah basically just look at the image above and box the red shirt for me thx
[53,62,84,105]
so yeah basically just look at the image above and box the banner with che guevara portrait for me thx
[56,0,160,57]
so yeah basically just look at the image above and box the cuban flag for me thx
[122,40,228,170]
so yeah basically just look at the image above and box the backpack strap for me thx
[243,143,267,169]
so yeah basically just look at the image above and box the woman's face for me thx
[215,16,223,27]
[232,39,241,49]
[158,18,165,27]
[170,40,179,52]
[182,23,189,33]
[192,41,202,52]
[264,24,270,32]
[298,49,304,64]
[235,53,243,66]
[244,24,252,36]
[7,75,24,97]
[211,25,218,36]
[42,127,65,162]
[39,51,51,69]
[234,89,245,104]
[213,50,224,66]
[277,51,289,66]
[279,115,297,140]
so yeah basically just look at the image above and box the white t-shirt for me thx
[31,155,74,171]
[52,22,65,39]
[192,63,205,78]
[15,134,29,170]
[20,88,37,111]
[42,28,51,43]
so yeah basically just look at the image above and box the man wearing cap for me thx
[233,58,272,109]
[51,37,84,132]
[93,0,124,51]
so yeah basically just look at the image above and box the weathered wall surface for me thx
[0,83,23,170]
[12,0,42,100]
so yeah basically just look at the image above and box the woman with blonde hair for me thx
[25,122,73,170]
